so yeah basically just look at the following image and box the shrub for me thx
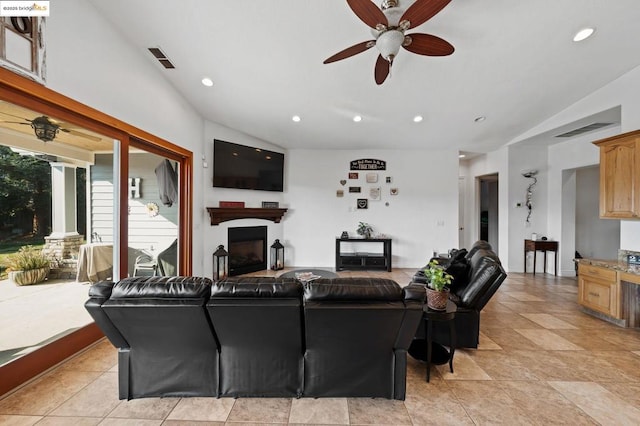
[6,245,50,271]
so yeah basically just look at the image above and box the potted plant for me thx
[423,259,453,310]
[357,222,373,239]
[7,245,50,286]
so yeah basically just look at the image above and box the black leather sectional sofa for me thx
[85,276,425,400]
[411,240,507,349]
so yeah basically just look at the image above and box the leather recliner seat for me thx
[86,275,425,400]
[412,241,507,348]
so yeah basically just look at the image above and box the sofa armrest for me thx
[84,281,129,349]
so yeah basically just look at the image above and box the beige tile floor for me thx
[2,270,640,425]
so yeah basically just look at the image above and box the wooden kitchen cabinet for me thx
[593,130,640,219]
[578,263,620,318]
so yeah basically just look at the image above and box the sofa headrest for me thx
[88,280,115,299]
[469,248,501,268]
[465,240,493,259]
[304,278,402,302]
[110,276,212,300]
[212,277,302,298]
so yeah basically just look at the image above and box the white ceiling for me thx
[89,0,640,153]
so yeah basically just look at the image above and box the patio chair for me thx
[133,254,157,277]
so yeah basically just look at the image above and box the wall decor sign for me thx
[348,172,359,179]
[366,173,378,183]
[357,199,368,209]
[349,186,361,193]
[350,159,386,170]
[340,179,347,186]
[390,188,398,195]
[369,187,381,200]
[386,176,392,183]
[336,189,344,197]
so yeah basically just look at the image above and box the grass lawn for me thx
[0,236,46,279]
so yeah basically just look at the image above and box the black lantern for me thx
[213,244,229,281]
[270,239,284,270]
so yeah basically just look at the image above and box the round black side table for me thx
[424,299,457,382]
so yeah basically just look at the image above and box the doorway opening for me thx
[478,173,499,252]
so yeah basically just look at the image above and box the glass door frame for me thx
[0,67,193,395]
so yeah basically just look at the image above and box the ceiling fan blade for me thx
[374,55,389,85]
[324,40,375,64]
[403,33,454,56]
[0,110,31,122]
[60,128,102,142]
[400,0,452,29]
[0,120,29,125]
[346,0,388,29]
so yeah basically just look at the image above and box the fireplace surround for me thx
[228,226,267,276]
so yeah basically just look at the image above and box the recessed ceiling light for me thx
[458,154,466,158]
[573,27,595,42]
[201,77,214,87]
[474,116,486,123]
[292,115,301,122]
[353,115,362,122]
[413,115,423,123]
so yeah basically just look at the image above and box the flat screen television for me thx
[213,139,284,192]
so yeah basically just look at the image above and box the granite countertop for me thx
[578,258,640,275]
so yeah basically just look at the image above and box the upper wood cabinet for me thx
[594,130,640,219]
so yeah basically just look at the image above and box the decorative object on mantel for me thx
[341,231,349,239]
[206,207,288,225]
[423,259,453,311]
[522,170,538,223]
[261,201,279,208]
[270,239,285,270]
[350,159,386,171]
[219,201,245,208]
[357,222,373,239]
[357,199,368,209]
[145,202,159,217]
[212,245,229,281]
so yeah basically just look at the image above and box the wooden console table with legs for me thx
[524,239,558,275]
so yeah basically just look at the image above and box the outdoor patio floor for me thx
[0,277,93,366]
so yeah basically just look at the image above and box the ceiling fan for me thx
[324,0,455,85]
[0,111,101,142]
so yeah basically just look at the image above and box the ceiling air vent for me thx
[555,122,614,138]
[148,47,175,69]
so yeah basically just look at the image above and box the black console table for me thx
[335,238,392,272]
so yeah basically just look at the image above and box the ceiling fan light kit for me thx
[31,116,60,142]
[325,0,454,85]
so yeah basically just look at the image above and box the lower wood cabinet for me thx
[578,264,620,318]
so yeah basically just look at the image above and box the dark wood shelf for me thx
[206,207,288,226]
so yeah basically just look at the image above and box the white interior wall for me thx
[462,147,510,269]
[512,63,640,253]
[547,126,619,274]
[44,0,207,274]
[285,149,459,269]
[507,144,548,272]
[575,166,620,259]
